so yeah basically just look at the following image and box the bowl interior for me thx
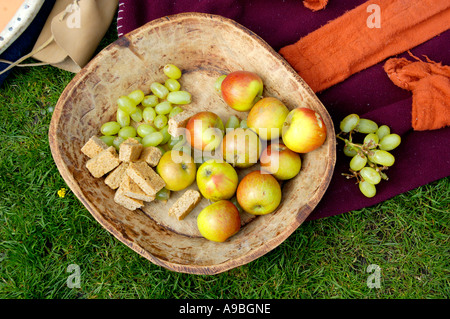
[49,12,336,275]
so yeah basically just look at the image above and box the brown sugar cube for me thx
[81,136,108,158]
[168,189,202,220]
[168,109,196,137]
[119,138,143,162]
[139,146,162,167]
[126,161,165,196]
[104,162,129,189]
[120,175,155,202]
[86,146,120,178]
[114,185,143,211]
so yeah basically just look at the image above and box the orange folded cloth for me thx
[384,53,450,131]
[303,0,328,11]
[279,0,450,93]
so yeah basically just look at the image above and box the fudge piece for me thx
[126,161,165,196]
[168,109,197,137]
[104,162,129,189]
[81,136,108,158]
[120,174,155,202]
[119,138,143,162]
[139,146,162,167]
[114,185,143,211]
[168,189,202,220]
[86,146,120,178]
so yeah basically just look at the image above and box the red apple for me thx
[260,143,301,180]
[186,111,224,152]
[247,97,290,140]
[196,159,239,201]
[156,150,197,191]
[221,71,263,111]
[221,128,262,168]
[236,170,282,215]
[282,107,327,153]
[197,200,241,242]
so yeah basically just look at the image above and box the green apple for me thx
[260,143,301,180]
[282,107,327,153]
[186,111,224,152]
[156,150,196,191]
[197,200,241,242]
[220,71,263,111]
[236,170,281,215]
[247,97,290,140]
[221,128,262,168]
[196,159,239,201]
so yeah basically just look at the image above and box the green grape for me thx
[363,133,379,149]
[116,108,130,127]
[379,133,401,151]
[164,78,181,92]
[143,106,156,123]
[376,125,390,140]
[349,154,367,171]
[240,119,248,128]
[155,187,171,201]
[168,134,186,150]
[155,101,173,115]
[343,143,359,157]
[169,106,184,118]
[355,118,378,134]
[156,145,166,155]
[359,180,376,198]
[112,136,125,151]
[167,91,191,105]
[117,95,137,114]
[128,89,145,104]
[360,167,381,185]
[130,107,143,122]
[163,63,182,79]
[150,82,169,99]
[368,150,395,167]
[340,113,360,133]
[101,121,121,136]
[154,114,168,130]
[99,135,115,146]
[214,74,227,93]
[141,95,159,107]
[137,123,156,137]
[142,131,164,147]
[134,136,142,144]
[118,126,137,139]
[159,125,171,145]
[226,115,240,130]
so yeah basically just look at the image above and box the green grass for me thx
[0,25,449,300]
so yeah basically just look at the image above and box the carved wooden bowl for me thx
[49,12,336,275]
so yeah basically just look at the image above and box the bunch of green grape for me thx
[338,114,401,198]
[98,64,191,153]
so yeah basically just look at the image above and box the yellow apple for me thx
[260,143,301,180]
[220,71,263,111]
[247,97,290,140]
[196,159,239,201]
[156,150,196,191]
[197,200,241,242]
[282,107,327,153]
[186,111,224,152]
[221,128,262,168]
[236,170,282,215]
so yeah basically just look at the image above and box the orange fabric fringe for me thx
[384,53,450,131]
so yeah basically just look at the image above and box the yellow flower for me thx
[57,188,67,198]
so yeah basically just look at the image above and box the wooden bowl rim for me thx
[49,12,336,275]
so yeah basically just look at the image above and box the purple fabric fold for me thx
[116,0,450,220]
